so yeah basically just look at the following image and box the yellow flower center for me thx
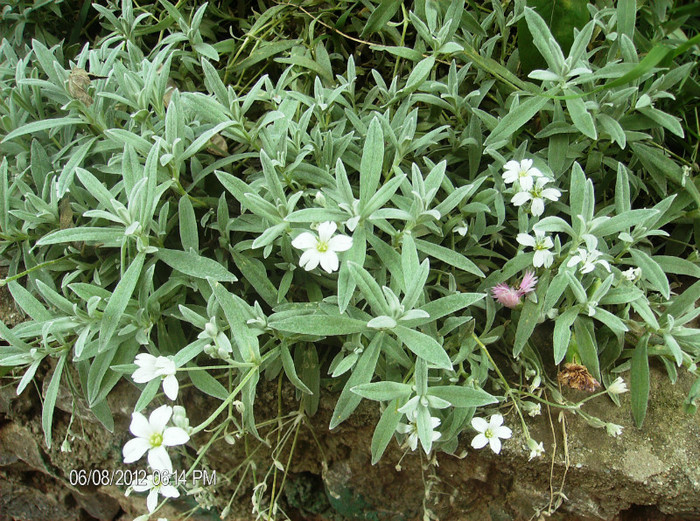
[150,432,163,447]
[316,240,329,253]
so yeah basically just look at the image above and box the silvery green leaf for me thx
[190,369,229,400]
[394,325,451,370]
[99,253,145,351]
[528,69,561,81]
[402,56,435,95]
[371,399,402,464]
[158,249,237,282]
[554,307,579,364]
[400,309,430,321]
[347,261,389,316]
[629,249,670,299]
[565,94,597,140]
[270,314,367,336]
[281,343,312,394]
[415,239,484,277]
[330,352,358,377]
[426,385,498,408]
[42,354,67,449]
[359,117,384,207]
[484,94,549,147]
[330,332,383,429]
[351,381,412,401]
[523,7,565,74]
[210,280,260,362]
[367,315,397,330]
[2,117,83,143]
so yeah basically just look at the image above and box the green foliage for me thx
[0,0,699,516]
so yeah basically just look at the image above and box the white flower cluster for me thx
[503,159,561,217]
[125,351,190,515]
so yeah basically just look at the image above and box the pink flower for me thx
[518,270,538,296]
[491,271,538,309]
[491,283,522,308]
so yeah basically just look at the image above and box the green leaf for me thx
[351,381,412,401]
[418,293,485,324]
[371,399,402,464]
[270,314,367,336]
[210,281,260,362]
[231,250,279,307]
[394,325,452,370]
[617,0,636,40]
[565,95,597,139]
[523,7,565,73]
[157,249,237,282]
[178,196,199,252]
[8,281,51,321]
[359,117,384,207]
[347,261,388,316]
[402,56,435,94]
[361,0,401,36]
[427,385,498,407]
[37,227,124,245]
[134,379,160,413]
[629,249,670,300]
[2,118,83,143]
[573,317,600,382]
[281,344,312,394]
[42,354,67,449]
[100,253,145,351]
[414,239,484,277]
[513,299,540,357]
[630,334,650,428]
[330,333,383,429]
[229,40,299,73]
[190,369,229,400]
[484,94,549,147]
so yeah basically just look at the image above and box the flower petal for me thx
[531,198,545,216]
[511,192,531,207]
[149,405,172,432]
[291,232,317,251]
[147,445,172,472]
[495,426,512,439]
[328,235,353,252]
[471,417,488,432]
[471,433,488,449]
[504,160,520,171]
[519,175,534,191]
[319,251,340,273]
[160,484,180,498]
[299,249,320,271]
[132,367,157,383]
[147,488,159,513]
[162,427,190,446]
[516,233,535,248]
[489,414,504,427]
[317,221,337,241]
[123,438,150,463]
[129,412,152,438]
[489,436,502,454]
[520,159,533,170]
[162,375,179,401]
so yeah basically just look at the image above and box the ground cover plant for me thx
[1,0,699,519]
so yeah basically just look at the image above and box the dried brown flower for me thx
[557,363,600,392]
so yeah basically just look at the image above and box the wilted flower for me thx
[291,221,352,273]
[471,414,512,454]
[621,267,641,281]
[607,377,628,395]
[527,438,545,460]
[511,177,561,216]
[606,423,623,437]
[502,159,543,191]
[396,409,441,454]
[517,230,555,268]
[454,221,469,237]
[132,354,178,401]
[123,405,190,471]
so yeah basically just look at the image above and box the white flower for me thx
[132,474,180,513]
[502,159,543,191]
[621,267,641,281]
[607,377,628,395]
[171,405,191,433]
[123,405,190,471]
[454,221,468,237]
[567,248,611,274]
[527,438,545,461]
[396,410,441,453]
[132,354,179,400]
[291,221,352,273]
[471,414,512,454]
[606,423,623,437]
[517,230,555,268]
[511,177,561,217]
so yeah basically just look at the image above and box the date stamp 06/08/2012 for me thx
[68,468,217,488]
